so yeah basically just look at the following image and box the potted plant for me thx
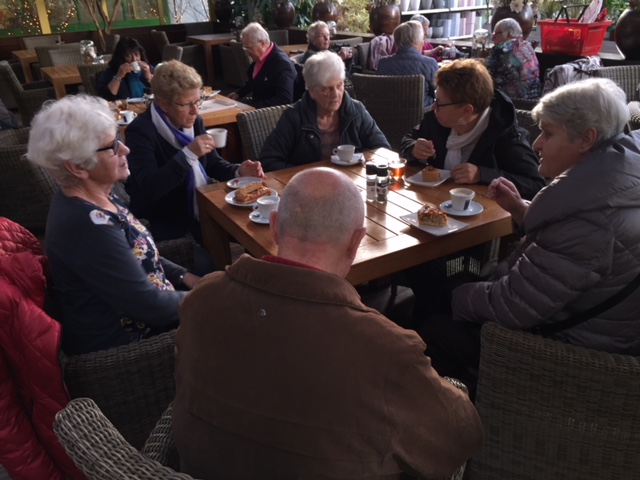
[369,0,400,35]
[490,0,538,38]
[337,0,371,32]
[313,0,340,23]
[614,0,640,59]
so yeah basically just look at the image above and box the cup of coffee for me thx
[333,144,356,162]
[449,188,476,211]
[130,61,141,73]
[389,157,407,182]
[206,128,228,149]
[253,195,280,218]
[120,110,136,124]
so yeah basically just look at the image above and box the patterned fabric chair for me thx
[469,322,640,480]
[78,63,108,96]
[236,104,290,161]
[0,61,55,126]
[351,73,424,151]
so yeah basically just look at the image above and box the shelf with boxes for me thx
[400,0,490,39]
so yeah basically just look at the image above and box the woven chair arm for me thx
[23,80,52,90]
[141,402,177,466]
[629,101,640,131]
[54,398,196,479]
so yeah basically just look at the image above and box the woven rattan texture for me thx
[592,65,640,102]
[470,322,640,480]
[237,104,290,161]
[78,63,108,96]
[49,48,84,66]
[0,62,55,126]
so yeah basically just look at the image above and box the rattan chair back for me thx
[515,109,540,147]
[162,44,183,62]
[78,63,108,96]
[237,104,290,161]
[330,36,363,48]
[354,43,375,74]
[49,48,84,66]
[34,43,81,68]
[351,73,424,151]
[592,65,640,102]
[268,29,289,45]
[151,30,171,50]
[219,44,245,88]
[229,41,251,84]
[470,322,640,479]
[21,34,61,50]
[0,61,55,126]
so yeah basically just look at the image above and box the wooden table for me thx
[40,65,81,99]
[279,44,308,56]
[196,149,513,285]
[185,33,236,86]
[12,49,37,83]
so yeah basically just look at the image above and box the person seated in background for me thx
[227,22,296,108]
[410,14,446,59]
[98,36,153,101]
[368,31,394,71]
[484,18,541,100]
[301,21,354,65]
[400,59,545,200]
[173,167,483,480]
[421,78,640,391]
[377,20,438,109]
[27,95,196,355]
[125,60,264,251]
[259,51,389,172]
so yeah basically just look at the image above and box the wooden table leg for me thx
[52,80,66,99]
[20,58,34,83]
[197,188,232,268]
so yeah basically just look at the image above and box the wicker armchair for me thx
[0,61,55,126]
[236,104,290,161]
[592,65,640,131]
[229,40,251,84]
[34,43,81,69]
[162,44,184,62]
[267,29,289,45]
[629,101,640,131]
[469,322,640,480]
[219,44,246,87]
[49,48,84,66]
[351,73,424,151]
[21,34,62,50]
[330,36,364,48]
[0,60,24,109]
[150,30,206,82]
[61,330,178,451]
[78,63,108,96]
[354,43,376,75]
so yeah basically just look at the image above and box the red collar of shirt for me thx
[262,255,324,272]
[253,42,274,78]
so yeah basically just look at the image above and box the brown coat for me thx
[173,255,482,479]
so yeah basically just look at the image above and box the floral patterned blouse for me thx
[485,37,541,100]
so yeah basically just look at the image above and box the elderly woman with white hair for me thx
[27,95,198,355]
[409,15,445,58]
[301,21,353,64]
[421,78,640,391]
[377,21,438,108]
[259,50,390,172]
[484,17,541,100]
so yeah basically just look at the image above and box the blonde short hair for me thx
[151,60,202,102]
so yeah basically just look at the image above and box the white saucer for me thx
[117,113,137,126]
[127,97,145,103]
[226,177,264,189]
[439,200,484,217]
[225,188,278,208]
[331,153,364,166]
[202,90,220,99]
[406,168,451,187]
[399,212,468,237]
[249,210,270,224]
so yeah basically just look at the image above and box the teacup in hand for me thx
[206,128,227,149]
[130,61,141,73]
[333,144,356,162]
[449,188,476,211]
[253,195,280,219]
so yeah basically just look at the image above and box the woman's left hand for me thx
[451,163,480,184]
[238,160,266,179]
[140,61,152,80]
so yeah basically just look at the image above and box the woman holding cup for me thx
[98,37,154,101]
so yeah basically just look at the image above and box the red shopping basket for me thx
[538,19,612,56]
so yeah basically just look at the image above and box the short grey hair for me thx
[532,78,629,144]
[303,50,345,88]
[307,21,329,43]
[241,22,270,45]
[27,95,116,188]
[151,60,202,103]
[494,18,522,38]
[410,14,430,27]
[394,21,424,49]
[278,168,364,245]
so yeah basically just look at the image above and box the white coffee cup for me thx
[120,110,136,123]
[253,195,279,218]
[449,187,476,211]
[207,128,228,149]
[130,61,141,73]
[333,144,356,162]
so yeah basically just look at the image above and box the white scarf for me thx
[151,103,207,219]
[444,107,492,171]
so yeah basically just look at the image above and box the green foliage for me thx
[338,0,372,32]
[294,0,314,28]
[607,0,630,22]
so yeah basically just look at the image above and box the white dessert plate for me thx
[117,113,137,126]
[202,90,221,99]
[225,188,278,208]
[406,168,451,187]
[226,177,264,189]
[439,200,484,217]
[330,153,364,166]
[127,97,145,103]
[400,211,468,237]
[249,210,270,225]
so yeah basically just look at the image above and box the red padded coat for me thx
[0,218,85,479]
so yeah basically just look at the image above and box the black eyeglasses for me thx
[172,98,204,110]
[96,131,123,156]
[434,99,463,109]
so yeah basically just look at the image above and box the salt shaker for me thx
[376,164,389,204]
[366,163,377,202]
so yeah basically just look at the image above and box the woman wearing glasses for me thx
[400,59,544,200]
[27,95,193,354]
[259,51,389,172]
[125,60,264,245]
[301,21,353,64]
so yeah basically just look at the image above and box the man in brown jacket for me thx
[173,167,483,480]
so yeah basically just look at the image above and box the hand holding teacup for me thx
[188,134,218,157]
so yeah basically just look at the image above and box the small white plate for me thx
[117,113,137,126]
[400,211,468,237]
[127,97,145,103]
[406,168,451,187]
[249,210,270,224]
[331,153,364,166]
[226,177,264,189]
[202,90,221,99]
[225,188,278,208]
[439,200,484,217]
